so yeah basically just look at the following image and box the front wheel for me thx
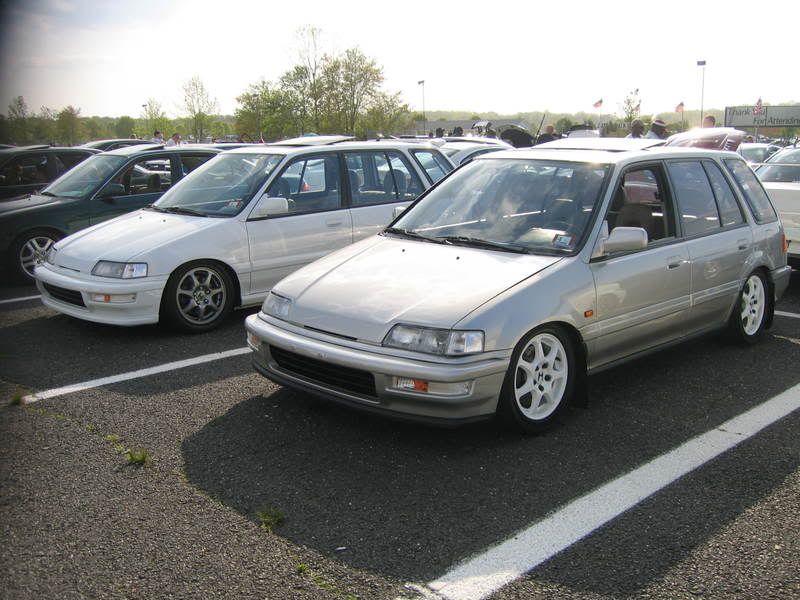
[11,230,62,281]
[497,325,576,433]
[161,262,234,333]
[728,271,770,344]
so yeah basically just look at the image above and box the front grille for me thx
[43,283,85,307]
[270,345,377,398]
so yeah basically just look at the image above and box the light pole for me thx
[697,60,706,126]
[141,104,148,139]
[418,80,426,135]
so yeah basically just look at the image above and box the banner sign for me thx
[724,105,800,128]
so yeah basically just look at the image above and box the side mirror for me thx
[250,195,289,219]
[392,205,407,220]
[98,183,125,199]
[598,226,648,255]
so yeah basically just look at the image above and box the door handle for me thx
[736,239,750,251]
[325,219,343,227]
[667,255,685,269]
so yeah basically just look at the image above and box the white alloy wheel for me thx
[513,332,569,421]
[740,273,766,336]
[19,235,56,279]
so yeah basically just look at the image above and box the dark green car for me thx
[0,144,220,280]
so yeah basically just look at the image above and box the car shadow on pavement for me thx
[182,333,800,586]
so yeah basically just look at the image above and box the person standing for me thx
[165,132,181,146]
[626,119,645,138]
[150,130,164,143]
[536,124,558,145]
[702,115,716,128]
[645,119,668,139]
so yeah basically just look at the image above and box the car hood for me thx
[51,209,223,274]
[0,193,63,216]
[275,235,561,343]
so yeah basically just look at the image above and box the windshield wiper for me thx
[436,236,531,254]
[39,190,56,197]
[158,206,207,217]
[383,227,445,244]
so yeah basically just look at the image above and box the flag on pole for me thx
[675,101,684,113]
[753,97,764,115]
[417,80,425,85]
[592,98,603,108]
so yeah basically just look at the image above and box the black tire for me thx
[10,229,62,282]
[160,261,234,333]
[727,270,770,345]
[497,324,576,433]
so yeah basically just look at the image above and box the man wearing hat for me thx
[646,119,668,139]
[626,119,645,138]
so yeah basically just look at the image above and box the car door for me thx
[345,150,424,240]
[245,153,353,295]
[589,163,691,367]
[666,159,751,332]
[89,154,176,224]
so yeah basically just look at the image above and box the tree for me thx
[279,65,312,135]
[338,48,383,135]
[359,91,410,137]
[57,105,83,145]
[296,25,325,131]
[31,107,57,144]
[138,98,170,139]
[182,76,217,141]
[7,96,30,144]
[115,115,135,138]
[235,79,290,141]
[621,88,641,125]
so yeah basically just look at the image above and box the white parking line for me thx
[775,310,800,319]
[425,383,800,600]
[0,294,41,305]
[23,347,251,403]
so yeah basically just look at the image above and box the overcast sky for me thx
[0,0,797,121]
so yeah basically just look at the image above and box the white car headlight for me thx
[91,261,148,279]
[383,325,484,356]
[264,292,292,319]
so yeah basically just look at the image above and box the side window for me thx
[0,153,51,186]
[110,156,172,195]
[703,161,744,227]
[608,165,675,244]
[266,155,341,214]
[180,154,214,176]
[411,149,452,183]
[385,151,425,200]
[667,161,721,236]
[345,151,394,205]
[724,159,778,223]
[57,152,90,170]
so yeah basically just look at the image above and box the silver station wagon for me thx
[245,142,791,432]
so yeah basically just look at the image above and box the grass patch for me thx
[9,390,24,406]
[256,507,285,532]
[104,434,120,444]
[85,424,96,433]
[125,447,151,466]
[296,563,309,575]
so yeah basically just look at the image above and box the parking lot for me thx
[2,273,799,600]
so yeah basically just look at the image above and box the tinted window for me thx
[667,161,720,236]
[609,166,675,243]
[0,153,51,186]
[703,161,744,227]
[109,156,172,195]
[57,152,91,169]
[345,151,392,205]
[267,155,341,214]
[411,149,452,183]
[724,159,777,223]
[180,154,215,175]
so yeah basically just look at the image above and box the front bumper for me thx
[245,312,511,424]
[34,264,168,326]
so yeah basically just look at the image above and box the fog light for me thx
[390,377,473,396]
[91,293,136,303]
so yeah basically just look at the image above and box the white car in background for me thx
[756,158,800,268]
[439,139,514,166]
[34,139,454,331]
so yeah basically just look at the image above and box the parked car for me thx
[756,161,800,267]
[761,146,800,165]
[440,140,514,166]
[245,145,790,432]
[81,139,154,152]
[0,145,100,201]
[737,142,781,164]
[1,144,220,280]
[33,141,453,331]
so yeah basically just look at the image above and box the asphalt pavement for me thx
[2,272,799,599]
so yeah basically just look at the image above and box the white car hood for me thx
[276,235,561,343]
[52,209,222,274]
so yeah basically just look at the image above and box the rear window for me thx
[410,149,452,183]
[724,159,777,223]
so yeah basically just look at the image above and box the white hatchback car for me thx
[34,140,454,331]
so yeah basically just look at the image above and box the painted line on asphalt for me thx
[23,347,251,403]
[425,382,800,600]
[0,294,41,305]
[775,310,800,319]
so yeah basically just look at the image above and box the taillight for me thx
[782,233,789,254]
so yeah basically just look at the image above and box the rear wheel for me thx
[11,229,61,281]
[161,262,233,332]
[728,271,770,344]
[497,325,576,433]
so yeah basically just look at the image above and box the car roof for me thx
[103,144,221,156]
[476,145,743,166]
[536,137,665,152]
[81,139,152,148]
[0,145,101,157]
[223,140,444,156]
[266,135,355,147]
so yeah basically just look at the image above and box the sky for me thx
[0,0,798,122]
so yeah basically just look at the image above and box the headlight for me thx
[383,324,484,356]
[264,292,291,319]
[91,261,148,279]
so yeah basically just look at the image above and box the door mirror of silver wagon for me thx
[599,226,648,255]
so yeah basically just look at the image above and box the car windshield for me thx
[43,154,127,198]
[389,158,610,254]
[756,163,800,183]
[154,153,283,217]
[740,146,770,163]
[766,148,800,164]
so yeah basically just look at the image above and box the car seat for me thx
[146,173,162,193]
[348,169,362,204]
[383,169,407,199]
